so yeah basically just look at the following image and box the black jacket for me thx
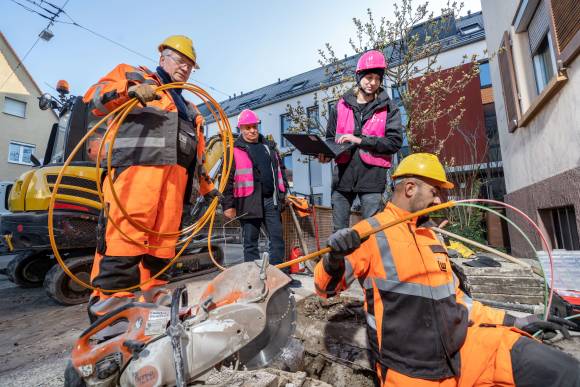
[326,88,402,193]
[222,134,289,219]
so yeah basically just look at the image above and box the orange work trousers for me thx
[90,165,187,297]
[376,325,579,386]
[103,164,188,258]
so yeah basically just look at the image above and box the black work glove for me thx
[513,314,578,340]
[327,228,361,256]
[203,188,223,202]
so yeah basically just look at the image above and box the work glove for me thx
[203,188,223,202]
[512,314,578,340]
[327,228,361,256]
[128,84,160,106]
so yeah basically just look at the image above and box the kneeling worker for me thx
[315,152,579,386]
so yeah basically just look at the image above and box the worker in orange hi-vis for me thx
[83,35,220,322]
[315,152,580,386]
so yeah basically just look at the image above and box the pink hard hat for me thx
[237,109,260,126]
[356,50,387,73]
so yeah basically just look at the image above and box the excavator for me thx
[0,81,225,305]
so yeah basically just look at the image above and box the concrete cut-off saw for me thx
[65,256,296,386]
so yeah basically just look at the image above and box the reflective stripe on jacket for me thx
[334,98,392,168]
[233,146,286,198]
[83,63,214,196]
[314,202,505,380]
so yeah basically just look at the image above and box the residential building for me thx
[481,0,580,256]
[0,31,57,181]
[200,11,497,207]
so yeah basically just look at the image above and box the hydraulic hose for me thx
[48,82,234,293]
[454,202,550,317]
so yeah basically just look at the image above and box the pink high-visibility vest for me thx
[233,147,286,198]
[334,98,392,168]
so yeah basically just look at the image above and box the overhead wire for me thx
[2,0,69,89]
[8,0,231,98]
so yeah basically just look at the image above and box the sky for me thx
[2,0,481,102]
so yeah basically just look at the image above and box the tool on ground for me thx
[65,260,296,386]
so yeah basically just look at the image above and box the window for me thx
[479,61,492,88]
[309,159,322,187]
[532,34,557,94]
[4,97,26,118]
[539,206,580,250]
[8,141,36,165]
[280,113,292,147]
[237,95,265,110]
[289,81,307,92]
[284,154,293,184]
[307,105,319,133]
[460,23,482,35]
[526,1,558,94]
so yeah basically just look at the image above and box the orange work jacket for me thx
[314,202,505,380]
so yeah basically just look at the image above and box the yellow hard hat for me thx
[391,153,454,189]
[158,35,200,69]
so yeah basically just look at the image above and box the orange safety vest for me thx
[83,64,214,195]
[314,202,505,380]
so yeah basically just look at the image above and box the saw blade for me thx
[238,287,296,369]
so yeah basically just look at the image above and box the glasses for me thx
[164,54,194,70]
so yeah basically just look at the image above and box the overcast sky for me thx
[2,0,481,101]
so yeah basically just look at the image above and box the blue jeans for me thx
[331,191,384,231]
[240,196,285,265]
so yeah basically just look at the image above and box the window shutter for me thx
[528,0,550,54]
[549,0,580,65]
[497,31,521,132]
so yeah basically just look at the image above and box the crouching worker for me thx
[315,152,580,386]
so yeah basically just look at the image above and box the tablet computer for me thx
[282,133,353,158]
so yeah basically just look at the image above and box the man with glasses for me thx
[83,35,219,321]
[222,109,290,269]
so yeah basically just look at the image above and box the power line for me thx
[2,0,70,90]
[7,0,231,98]
[53,10,231,97]
[8,0,54,21]
[67,22,230,97]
